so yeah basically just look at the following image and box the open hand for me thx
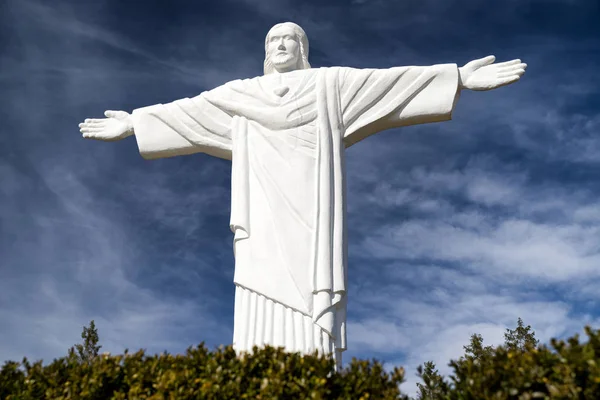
[79,110,133,141]
[459,56,527,91]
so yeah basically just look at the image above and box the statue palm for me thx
[459,55,527,91]
[79,110,133,141]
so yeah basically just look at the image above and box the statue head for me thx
[264,22,311,75]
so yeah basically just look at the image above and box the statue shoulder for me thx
[312,66,357,85]
[198,78,251,101]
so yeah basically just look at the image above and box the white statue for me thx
[79,22,526,369]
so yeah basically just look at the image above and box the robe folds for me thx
[131,64,460,367]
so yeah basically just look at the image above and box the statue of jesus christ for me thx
[79,22,527,369]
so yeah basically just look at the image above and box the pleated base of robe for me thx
[232,285,343,370]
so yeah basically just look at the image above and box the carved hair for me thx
[264,22,311,75]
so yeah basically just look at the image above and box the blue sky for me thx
[1,0,599,395]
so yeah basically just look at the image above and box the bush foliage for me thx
[0,345,406,399]
[443,326,600,399]
[416,324,600,400]
[0,321,599,399]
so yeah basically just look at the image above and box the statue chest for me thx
[218,69,320,131]
[231,91,318,132]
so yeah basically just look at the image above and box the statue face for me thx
[266,25,301,73]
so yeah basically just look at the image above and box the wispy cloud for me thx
[0,160,232,363]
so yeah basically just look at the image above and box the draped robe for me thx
[130,64,460,368]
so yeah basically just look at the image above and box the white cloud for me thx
[345,144,600,396]
[364,217,600,281]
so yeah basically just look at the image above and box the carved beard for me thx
[272,53,297,67]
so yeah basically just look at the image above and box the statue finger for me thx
[494,59,521,68]
[80,122,104,129]
[475,55,496,67]
[104,110,119,118]
[85,118,106,124]
[81,127,104,133]
[82,131,97,138]
[496,75,520,88]
[498,69,525,78]
[497,63,527,73]
[493,60,515,68]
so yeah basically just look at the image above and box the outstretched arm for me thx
[79,106,220,160]
[78,85,234,161]
[340,56,527,147]
[340,63,461,147]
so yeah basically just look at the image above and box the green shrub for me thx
[1,324,599,399]
[455,327,600,399]
[420,326,600,400]
[0,345,408,399]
